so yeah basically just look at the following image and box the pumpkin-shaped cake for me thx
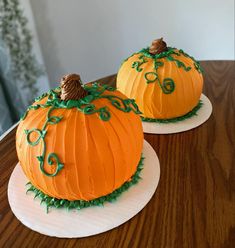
[16,74,143,210]
[117,38,204,121]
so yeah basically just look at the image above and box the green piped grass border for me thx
[26,156,144,213]
[141,100,203,124]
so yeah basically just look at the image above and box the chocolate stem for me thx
[149,38,167,55]
[60,74,88,101]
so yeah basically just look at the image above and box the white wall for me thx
[20,0,50,94]
[30,0,234,87]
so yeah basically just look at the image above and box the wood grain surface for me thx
[0,61,234,248]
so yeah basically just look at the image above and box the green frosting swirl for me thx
[24,106,64,177]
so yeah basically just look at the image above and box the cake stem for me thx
[60,74,88,101]
[149,38,167,55]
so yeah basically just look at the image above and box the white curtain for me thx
[0,0,50,136]
[0,44,13,134]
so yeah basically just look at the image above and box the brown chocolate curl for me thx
[60,74,88,101]
[149,38,167,55]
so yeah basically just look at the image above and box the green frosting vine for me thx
[126,47,203,94]
[24,106,64,177]
[141,100,203,123]
[131,54,147,72]
[178,49,203,73]
[26,156,144,213]
[21,83,142,177]
[21,83,141,121]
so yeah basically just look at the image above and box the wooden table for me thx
[0,61,234,248]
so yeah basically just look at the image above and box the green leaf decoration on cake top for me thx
[21,81,141,122]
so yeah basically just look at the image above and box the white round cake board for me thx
[8,140,160,238]
[142,94,212,134]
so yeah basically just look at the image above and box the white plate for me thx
[8,140,160,238]
[142,94,212,134]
